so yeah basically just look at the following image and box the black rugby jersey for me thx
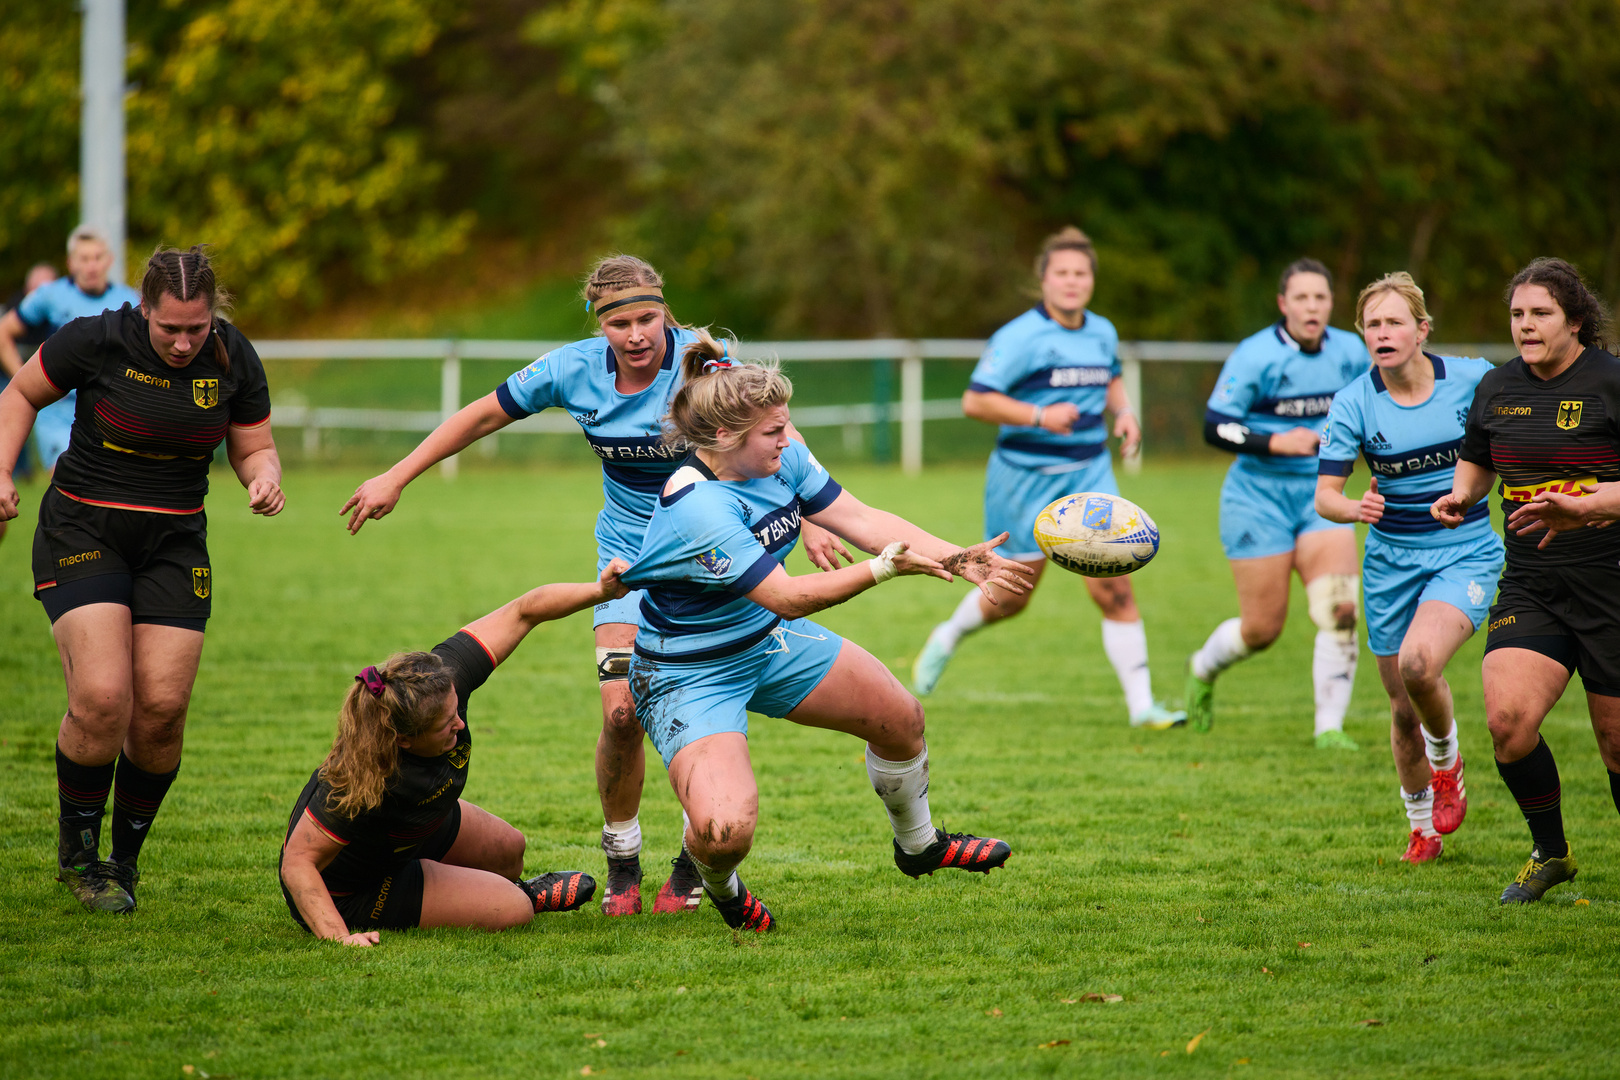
[283,631,497,892]
[1460,346,1620,567]
[38,305,271,513]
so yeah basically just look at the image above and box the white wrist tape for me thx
[869,541,906,584]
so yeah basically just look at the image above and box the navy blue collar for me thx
[1034,303,1087,330]
[1370,352,1446,393]
[605,325,678,376]
[1273,320,1326,356]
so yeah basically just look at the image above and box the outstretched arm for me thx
[342,392,516,534]
[460,559,631,666]
[744,542,949,619]
[281,814,380,947]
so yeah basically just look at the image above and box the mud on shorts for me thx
[1484,561,1620,697]
[31,486,210,631]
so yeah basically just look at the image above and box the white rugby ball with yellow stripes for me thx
[1033,492,1159,578]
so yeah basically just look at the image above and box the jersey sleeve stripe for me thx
[495,382,530,419]
[303,806,350,845]
[1317,458,1354,477]
[460,628,499,668]
[966,381,1004,394]
[800,477,843,516]
[727,552,779,596]
[230,414,272,429]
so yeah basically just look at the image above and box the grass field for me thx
[2,460,1617,1079]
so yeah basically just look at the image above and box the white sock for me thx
[1423,722,1459,771]
[1101,618,1154,716]
[1191,617,1251,682]
[601,816,642,859]
[931,591,986,652]
[1402,786,1437,837]
[865,745,936,855]
[1312,630,1358,735]
[690,853,739,900]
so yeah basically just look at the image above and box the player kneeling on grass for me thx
[1315,273,1502,864]
[620,339,1031,933]
[278,567,628,945]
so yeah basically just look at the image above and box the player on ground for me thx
[911,227,1183,728]
[623,339,1028,932]
[1186,259,1371,747]
[0,226,140,474]
[340,255,847,917]
[1433,257,1620,903]
[279,566,623,944]
[0,246,284,913]
[1315,273,1502,863]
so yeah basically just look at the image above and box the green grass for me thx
[2,461,1616,1079]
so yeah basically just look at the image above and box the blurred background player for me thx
[911,227,1184,729]
[340,254,847,917]
[279,565,623,945]
[624,340,1026,931]
[1185,258,1370,747]
[1316,273,1501,863]
[1434,257,1620,904]
[0,226,140,478]
[0,260,57,537]
[0,246,283,913]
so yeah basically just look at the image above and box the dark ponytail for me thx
[141,245,234,370]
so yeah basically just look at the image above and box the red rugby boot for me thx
[521,871,596,912]
[711,880,774,932]
[601,855,643,916]
[652,848,705,914]
[1400,829,1444,864]
[1430,757,1468,835]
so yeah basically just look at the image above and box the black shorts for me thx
[31,487,210,631]
[1484,561,1620,697]
[284,802,462,933]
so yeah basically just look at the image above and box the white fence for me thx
[257,338,1518,476]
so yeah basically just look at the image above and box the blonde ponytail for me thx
[318,652,456,818]
[666,330,793,452]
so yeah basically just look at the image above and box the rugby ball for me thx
[1033,492,1159,578]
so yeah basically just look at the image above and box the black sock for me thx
[1496,737,1568,859]
[56,745,115,868]
[109,756,180,864]
[1609,770,1620,819]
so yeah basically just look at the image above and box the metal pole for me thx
[1120,345,1143,476]
[870,359,893,463]
[80,0,126,284]
[900,342,923,474]
[439,344,461,479]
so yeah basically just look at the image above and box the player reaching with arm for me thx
[622,338,1032,932]
[911,227,1182,729]
[1315,273,1502,864]
[339,255,847,917]
[1185,259,1370,748]
[1430,258,1620,903]
[279,566,623,944]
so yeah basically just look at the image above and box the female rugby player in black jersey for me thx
[1433,258,1620,904]
[279,565,624,944]
[0,246,284,914]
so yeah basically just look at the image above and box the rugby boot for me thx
[1430,757,1468,834]
[521,871,596,912]
[58,860,135,913]
[894,828,1011,878]
[1130,701,1187,730]
[1185,665,1215,734]
[1314,729,1361,751]
[652,848,705,914]
[911,625,956,696]
[1499,849,1578,905]
[710,880,774,933]
[601,855,643,916]
[1399,830,1443,864]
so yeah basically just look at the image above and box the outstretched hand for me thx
[341,473,405,535]
[1506,485,1609,550]
[939,532,1038,605]
[801,519,854,572]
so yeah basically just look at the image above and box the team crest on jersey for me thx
[696,547,733,577]
[1340,360,1360,380]
[1556,400,1583,430]
[515,355,548,383]
[447,743,471,769]
[191,567,211,598]
[192,379,219,408]
[1081,496,1114,531]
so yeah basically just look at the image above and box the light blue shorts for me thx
[594,549,644,628]
[984,450,1118,561]
[630,617,845,767]
[1363,531,1504,656]
[1219,465,1349,560]
[34,393,75,467]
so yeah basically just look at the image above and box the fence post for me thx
[1120,344,1143,476]
[871,359,892,463]
[900,342,923,474]
[440,342,461,480]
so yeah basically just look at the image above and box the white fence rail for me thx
[258,338,1518,476]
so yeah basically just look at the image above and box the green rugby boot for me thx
[1184,664,1215,734]
[1130,701,1187,730]
[1314,729,1361,751]
[911,625,956,696]
[1499,849,1578,905]
[59,860,136,913]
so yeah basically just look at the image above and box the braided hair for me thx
[140,245,234,370]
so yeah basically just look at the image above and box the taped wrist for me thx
[869,541,906,584]
[1306,574,1360,640]
[595,646,633,684]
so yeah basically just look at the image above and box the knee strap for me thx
[596,646,632,684]
[1306,574,1360,638]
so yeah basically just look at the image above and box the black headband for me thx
[593,294,666,317]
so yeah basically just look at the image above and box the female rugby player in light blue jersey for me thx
[1185,259,1371,747]
[622,338,1029,932]
[911,227,1184,730]
[1315,273,1501,863]
[341,255,848,918]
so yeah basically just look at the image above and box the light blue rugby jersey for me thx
[621,441,844,662]
[1206,322,1370,476]
[967,305,1122,471]
[497,325,702,560]
[1318,353,1494,547]
[17,278,141,333]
